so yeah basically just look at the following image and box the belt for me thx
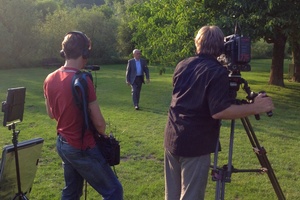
[58,134,68,143]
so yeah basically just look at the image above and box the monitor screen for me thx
[2,87,26,127]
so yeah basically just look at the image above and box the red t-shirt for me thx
[44,66,97,149]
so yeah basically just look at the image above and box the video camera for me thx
[222,34,272,118]
[218,33,252,95]
[224,34,251,72]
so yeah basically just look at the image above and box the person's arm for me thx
[143,60,150,83]
[45,97,54,119]
[89,100,106,135]
[212,93,274,120]
[126,60,131,85]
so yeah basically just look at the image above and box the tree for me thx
[38,8,78,59]
[62,0,105,8]
[291,41,300,82]
[266,28,287,86]
[204,0,300,86]
[286,1,300,82]
[38,6,119,64]
[35,0,59,22]
[128,0,211,68]
[0,0,41,68]
[76,6,119,63]
[263,0,299,86]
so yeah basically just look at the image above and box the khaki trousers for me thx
[164,150,210,200]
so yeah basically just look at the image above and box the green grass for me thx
[0,59,299,199]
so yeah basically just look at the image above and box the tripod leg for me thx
[11,125,29,200]
[214,178,221,200]
[12,130,23,196]
[212,119,236,200]
[241,117,286,200]
[212,138,222,200]
[13,195,29,200]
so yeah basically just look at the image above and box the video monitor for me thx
[2,87,26,127]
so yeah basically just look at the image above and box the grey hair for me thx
[133,49,141,54]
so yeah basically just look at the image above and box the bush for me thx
[251,39,291,59]
[251,39,273,59]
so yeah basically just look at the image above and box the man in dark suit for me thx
[126,49,150,110]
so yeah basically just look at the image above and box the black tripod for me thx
[211,74,285,200]
[9,123,29,200]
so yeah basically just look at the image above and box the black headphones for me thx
[60,31,90,59]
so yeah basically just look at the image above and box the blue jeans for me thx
[56,136,123,200]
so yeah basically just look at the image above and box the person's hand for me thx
[146,79,150,84]
[253,93,274,114]
[98,133,108,138]
[126,82,131,86]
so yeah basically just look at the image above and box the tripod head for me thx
[228,70,253,100]
[228,70,273,119]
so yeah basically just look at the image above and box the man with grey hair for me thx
[164,25,274,200]
[126,49,150,110]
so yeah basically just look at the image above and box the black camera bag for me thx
[94,134,120,166]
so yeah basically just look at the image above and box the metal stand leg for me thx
[212,119,236,200]
[10,124,29,200]
[241,117,286,200]
[211,117,285,200]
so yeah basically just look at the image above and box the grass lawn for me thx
[0,59,299,199]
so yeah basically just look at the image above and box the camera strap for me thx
[71,71,93,145]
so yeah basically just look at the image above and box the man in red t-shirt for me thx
[43,31,123,200]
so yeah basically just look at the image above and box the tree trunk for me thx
[292,42,300,82]
[269,33,286,87]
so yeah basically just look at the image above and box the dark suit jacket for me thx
[126,58,150,85]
